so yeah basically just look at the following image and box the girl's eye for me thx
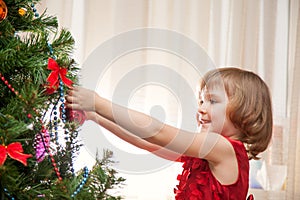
[209,99,217,104]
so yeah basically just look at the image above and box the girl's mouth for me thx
[200,119,211,124]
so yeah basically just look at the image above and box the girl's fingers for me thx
[65,95,78,105]
[65,95,72,102]
[73,86,81,92]
[68,85,75,90]
[66,103,76,109]
[67,87,82,97]
[65,99,79,109]
[67,89,72,95]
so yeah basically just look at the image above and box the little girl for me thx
[66,67,273,200]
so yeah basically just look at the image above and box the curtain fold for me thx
[286,1,300,199]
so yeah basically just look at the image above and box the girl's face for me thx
[197,86,240,139]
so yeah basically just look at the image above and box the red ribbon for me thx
[47,58,73,91]
[0,142,32,166]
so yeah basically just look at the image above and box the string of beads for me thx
[71,167,89,198]
[3,188,15,200]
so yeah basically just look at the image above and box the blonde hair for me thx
[200,67,273,159]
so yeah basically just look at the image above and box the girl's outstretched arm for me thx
[66,87,234,164]
[86,111,182,161]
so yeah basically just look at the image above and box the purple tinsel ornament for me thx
[35,129,50,163]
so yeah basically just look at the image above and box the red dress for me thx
[174,138,251,200]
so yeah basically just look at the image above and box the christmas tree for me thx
[0,0,125,199]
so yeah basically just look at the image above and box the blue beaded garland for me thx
[47,42,54,58]
[31,3,39,18]
[47,43,61,146]
[3,188,15,200]
[52,102,59,146]
[71,167,89,198]
[47,42,76,175]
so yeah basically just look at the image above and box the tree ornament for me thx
[49,152,63,181]
[65,108,86,125]
[46,58,73,93]
[34,129,50,163]
[71,167,89,198]
[0,73,26,103]
[18,7,27,16]
[0,142,32,166]
[0,0,8,22]
[52,104,60,146]
[3,188,15,200]
[30,2,39,18]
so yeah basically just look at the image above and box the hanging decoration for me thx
[0,71,63,180]
[18,7,27,16]
[46,58,73,93]
[34,129,50,163]
[0,142,32,166]
[71,167,89,198]
[0,0,8,22]
[30,3,39,17]
[46,42,74,179]
[3,188,14,200]
[65,108,87,125]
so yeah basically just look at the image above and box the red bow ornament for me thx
[0,142,32,166]
[46,58,73,93]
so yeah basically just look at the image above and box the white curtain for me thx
[38,0,300,199]
[286,0,300,199]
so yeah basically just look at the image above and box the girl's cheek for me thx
[210,122,222,133]
[196,112,201,125]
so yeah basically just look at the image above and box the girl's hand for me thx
[66,87,99,111]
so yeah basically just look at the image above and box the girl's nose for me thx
[198,107,206,115]
[197,101,207,126]
[198,100,208,114]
